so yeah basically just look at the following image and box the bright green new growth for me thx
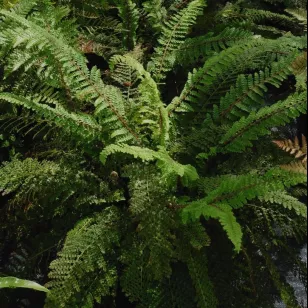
[0,0,307,307]
[0,277,49,292]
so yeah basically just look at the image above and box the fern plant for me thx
[0,0,307,307]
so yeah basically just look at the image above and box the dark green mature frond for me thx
[220,6,301,33]
[220,91,307,153]
[167,36,306,115]
[46,207,121,308]
[0,8,140,144]
[215,57,295,123]
[150,0,206,81]
[143,0,167,34]
[187,251,218,308]
[124,166,176,281]
[0,93,102,142]
[115,0,140,50]
[176,28,253,65]
[0,158,110,212]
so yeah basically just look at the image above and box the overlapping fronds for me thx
[109,55,170,146]
[167,36,306,115]
[0,93,102,142]
[259,190,307,217]
[286,8,307,31]
[182,168,307,251]
[0,7,139,144]
[0,158,109,211]
[150,0,206,81]
[292,51,307,89]
[0,0,307,307]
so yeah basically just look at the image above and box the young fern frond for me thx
[187,252,218,308]
[220,92,307,153]
[150,0,206,81]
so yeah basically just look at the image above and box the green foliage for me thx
[0,277,49,292]
[100,144,199,185]
[46,207,121,307]
[0,0,307,307]
[150,0,206,81]
[115,0,140,50]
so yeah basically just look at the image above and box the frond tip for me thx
[273,135,307,162]
[100,144,199,185]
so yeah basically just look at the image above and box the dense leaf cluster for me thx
[0,0,307,307]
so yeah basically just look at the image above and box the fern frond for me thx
[110,55,170,146]
[150,0,206,81]
[292,51,307,89]
[187,251,218,308]
[182,167,307,251]
[220,92,307,153]
[115,0,140,50]
[259,191,307,217]
[286,8,307,32]
[0,9,140,144]
[215,57,294,122]
[100,144,199,185]
[182,202,243,252]
[0,158,110,211]
[0,93,102,141]
[221,7,301,32]
[281,160,308,175]
[167,36,306,116]
[176,27,253,65]
[273,135,307,162]
[46,207,120,307]
[143,0,167,34]
[123,167,177,281]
